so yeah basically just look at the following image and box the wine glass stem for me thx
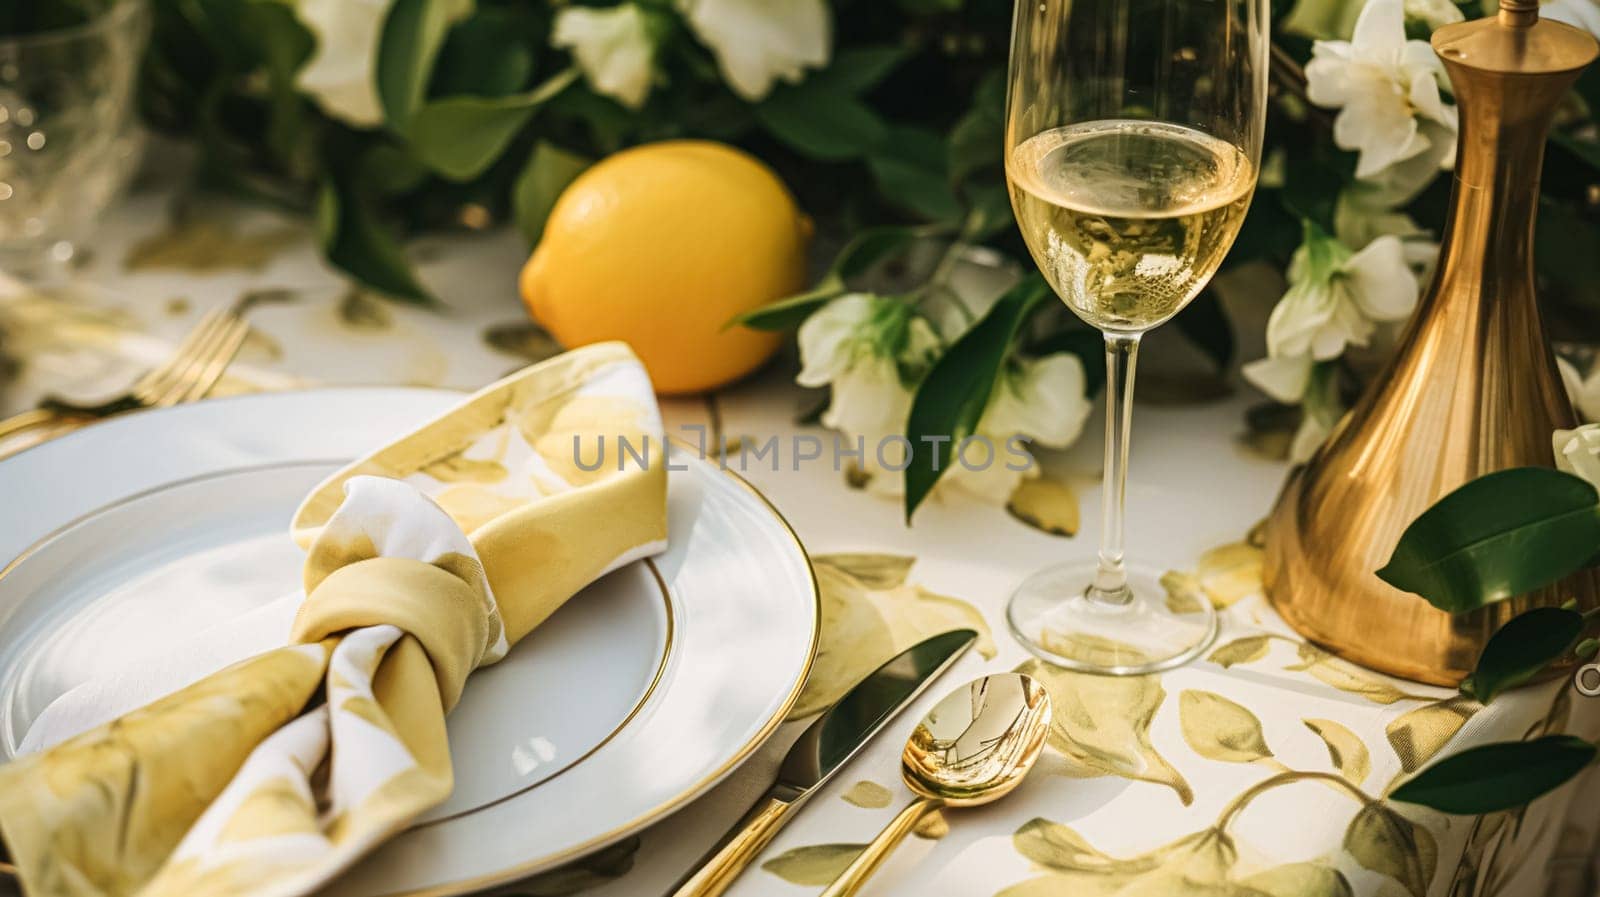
[1090,331,1141,607]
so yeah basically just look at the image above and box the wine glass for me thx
[1003,0,1268,674]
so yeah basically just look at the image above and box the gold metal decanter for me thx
[1262,0,1600,685]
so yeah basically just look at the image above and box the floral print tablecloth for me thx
[2,168,1597,897]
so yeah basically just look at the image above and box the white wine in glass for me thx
[1004,0,1267,674]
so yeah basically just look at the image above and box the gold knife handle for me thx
[818,797,943,897]
[0,408,59,442]
[669,795,796,897]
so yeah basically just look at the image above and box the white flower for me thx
[1306,0,1458,181]
[1542,0,1600,37]
[1243,354,1316,403]
[1243,225,1416,462]
[552,4,659,110]
[675,0,831,101]
[1292,361,1349,462]
[943,354,1093,501]
[1263,229,1418,364]
[983,354,1093,450]
[294,0,403,127]
[797,293,939,448]
[1559,355,1600,423]
[1334,185,1431,254]
[1554,425,1600,486]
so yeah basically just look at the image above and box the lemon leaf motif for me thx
[1161,571,1208,615]
[1017,660,1195,804]
[1180,690,1273,763]
[791,560,899,718]
[913,810,949,840]
[791,555,993,717]
[1343,803,1438,897]
[1005,824,1248,897]
[126,213,301,274]
[1012,818,1116,872]
[761,844,866,885]
[815,553,915,589]
[1304,718,1371,786]
[1195,542,1264,608]
[1385,695,1478,773]
[1007,478,1081,537]
[1207,635,1272,668]
[841,780,892,808]
[1240,863,1353,897]
[1287,644,1432,705]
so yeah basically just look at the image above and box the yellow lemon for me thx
[520,140,811,394]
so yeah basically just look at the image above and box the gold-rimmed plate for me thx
[0,388,819,896]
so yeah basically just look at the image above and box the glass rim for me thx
[0,0,146,52]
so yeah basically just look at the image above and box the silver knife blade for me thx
[667,629,977,897]
[770,628,978,800]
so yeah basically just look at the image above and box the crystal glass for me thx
[1003,0,1268,674]
[0,0,148,276]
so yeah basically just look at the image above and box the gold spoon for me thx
[818,673,1052,897]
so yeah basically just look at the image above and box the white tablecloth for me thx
[2,162,1596,897]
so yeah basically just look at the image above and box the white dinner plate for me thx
[0,388,819,896]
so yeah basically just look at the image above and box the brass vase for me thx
[1262,1,1600,686]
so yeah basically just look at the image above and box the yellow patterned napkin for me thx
[0,342,668,897]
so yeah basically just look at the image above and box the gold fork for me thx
[0,307,251,448]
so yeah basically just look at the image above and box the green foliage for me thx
[734,225,949,331]
[1377,468,1600,613]
[513,141,591,244]
[317,177,432,304]
[377,0,476,129]
[1460,607,1586,703]
[904,276,1051,520]
[404,68,577,180]
[1390,736,1598,814]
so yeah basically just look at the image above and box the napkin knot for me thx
[293,556,488,711]
[292,475,507,711]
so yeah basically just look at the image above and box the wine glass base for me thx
[1007,562,1217,675]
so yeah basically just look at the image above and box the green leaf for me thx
[868,127,961,222]
[904,277,1051,519]
[361,142,430,195]
[1377,468,1600,613]
[807,46,908,95]
[1281,149,1351,234]
[1461,607,1586,703]
[317,178,432,304]
[430,12,535,98]
[513,141,590,245]
[377,0,475,129]
[756,82,888,161]
[1551,132,1600,173]
[734,280,846,332]
[237,0,314,165]
[732,226,943,331]
[1537,198,1600,314]
[1390,735,1597,814]
[405,68,578,181]
[949,71,1004,184]
[834,225,945,279]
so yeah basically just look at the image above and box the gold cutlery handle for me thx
[819,797,943,897]
[0,408,59,442]
[669,795,796,897]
